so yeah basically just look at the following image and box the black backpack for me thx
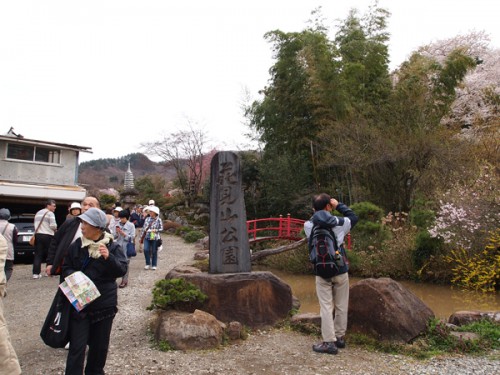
[308,226,348,278]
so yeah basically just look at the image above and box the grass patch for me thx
[156,340,175,352]
[289,317,500,359]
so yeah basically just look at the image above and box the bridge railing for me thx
[247,214,352,249]
[247,214,305,243]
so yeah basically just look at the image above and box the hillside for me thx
[78,153,177,191]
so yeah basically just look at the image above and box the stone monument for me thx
[153,151,293,333]
[209,151,251,274]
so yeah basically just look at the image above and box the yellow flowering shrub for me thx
[445,229,500,292]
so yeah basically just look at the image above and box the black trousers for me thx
[65,313,114,375]
[4,259,13,281]
[33,233,52,275]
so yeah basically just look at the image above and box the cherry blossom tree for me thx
[418,31,500,129]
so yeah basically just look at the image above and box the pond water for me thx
[266,269,500,320]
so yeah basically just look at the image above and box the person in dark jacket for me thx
[46,196,101,279]
[304,193,358,355]
[129,205,144,252]
[62,207,127,375]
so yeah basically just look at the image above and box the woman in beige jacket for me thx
[0,234,22,374]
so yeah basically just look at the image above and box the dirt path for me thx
[3,235,498,374]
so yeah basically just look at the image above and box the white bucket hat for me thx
[70,202,81,210]
[149,206,159,215]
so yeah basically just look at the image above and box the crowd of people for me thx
[0,196,164,374]
[1,192,359,373]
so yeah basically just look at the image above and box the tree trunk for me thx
[250,238,307,262]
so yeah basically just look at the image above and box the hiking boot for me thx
[336,336,346,349]
[312,341,338,354]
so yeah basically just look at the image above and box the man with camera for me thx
[304,193,358,354]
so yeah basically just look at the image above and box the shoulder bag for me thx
[126,238,136,257]
[40,288,71,348]
[29,210,49,247]
[140,221,153,244]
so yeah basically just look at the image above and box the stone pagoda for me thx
[120,161,138,210]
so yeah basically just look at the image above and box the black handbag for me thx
[40,289,71,348]
[126,238,136,257]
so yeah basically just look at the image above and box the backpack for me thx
[308,226,348,279]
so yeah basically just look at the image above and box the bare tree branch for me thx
[141,120,208,205]
[250,238,307,262]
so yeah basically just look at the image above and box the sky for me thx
[1,0,499,163]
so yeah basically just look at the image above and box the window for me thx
[6,144,34,161]
[35,147,61,163]
[7,143,61,164]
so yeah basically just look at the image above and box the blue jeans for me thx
[143,239,158,267]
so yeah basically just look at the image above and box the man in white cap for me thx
[148,199,155,206]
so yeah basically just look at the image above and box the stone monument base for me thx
[166,266,294,328]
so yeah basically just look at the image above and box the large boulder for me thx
[348,277,434,342]
[151,309,224,350]
[448,311,500,326]
[166,266,293,328]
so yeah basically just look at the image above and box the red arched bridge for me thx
[247,214,305,243]
[246,214,352,249]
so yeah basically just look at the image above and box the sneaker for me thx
[312,341,338,355]
[151,266,157,270]
[336,336,346,349]
[144,265,150,270]
[32,274,41,279]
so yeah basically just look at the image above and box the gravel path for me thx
[3,234,499,374]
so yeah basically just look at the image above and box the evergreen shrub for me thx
[148,278,207,312]
[349,202,384,222]
[413,231,443,269]
[184,230,206,243]
[410,208,436,229]
[349,202,389,252]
